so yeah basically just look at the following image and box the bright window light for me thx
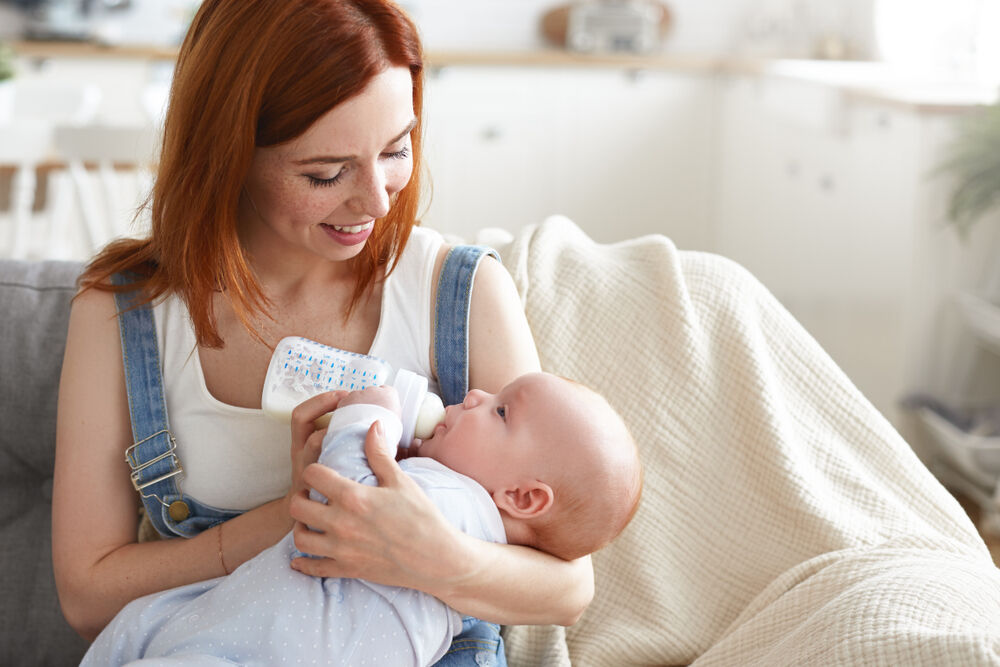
[875,0,1000,83]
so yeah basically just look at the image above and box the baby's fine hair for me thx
[530,384,642,561]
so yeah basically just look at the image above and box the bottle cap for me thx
[394,369,432,446]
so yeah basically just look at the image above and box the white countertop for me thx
[746,59,1000,112]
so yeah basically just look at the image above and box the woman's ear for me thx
[493,482,554,519]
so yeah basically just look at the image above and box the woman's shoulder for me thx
[71,282,174,318]
[406,225,501,258]
[69,283,118,323]
[69,282,181,350]
[63,287,125,388]
[397,224,518,306]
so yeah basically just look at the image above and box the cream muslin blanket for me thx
[490,217,1000,666]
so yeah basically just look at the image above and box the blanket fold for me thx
[494,216,1000,667]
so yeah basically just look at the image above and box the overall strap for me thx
[431,246,509,666]
[434,245,499,406]
[111,273,189,530]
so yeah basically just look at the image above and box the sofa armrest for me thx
[0,259,89,664]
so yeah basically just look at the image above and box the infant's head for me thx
[417,372,642,560]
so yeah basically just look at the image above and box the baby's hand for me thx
[338,385,401,416]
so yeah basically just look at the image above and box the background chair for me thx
[0,123,155,261]
[0,120,53,259]
[10,78,102,126]
[0,79,113,260]
[52,123,157,257]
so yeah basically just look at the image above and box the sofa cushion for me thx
[0,259,88,665]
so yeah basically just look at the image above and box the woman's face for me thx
[241,66,416,263]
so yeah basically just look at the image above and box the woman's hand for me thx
[288,421,465,595]
[286,391,346,510]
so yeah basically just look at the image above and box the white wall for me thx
[0,4,26,40]
[0,0,880,59]
[404,0,877,59]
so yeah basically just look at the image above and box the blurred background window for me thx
[875,0,1000,84]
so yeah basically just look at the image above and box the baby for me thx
[83,372,642,666]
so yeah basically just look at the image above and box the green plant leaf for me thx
[0,42,13,82]
[937,102,1000,238]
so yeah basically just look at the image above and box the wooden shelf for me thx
[10,39,728,73]
[10,39,180,61]
[10,40,993,111]
[424,48,727,73]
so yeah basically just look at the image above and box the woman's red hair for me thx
[79,0,425,348]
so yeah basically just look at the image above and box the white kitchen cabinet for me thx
[712,74,959,422]
[421,67,563,241]
[421,66,716,249]
[420,64,945,423]
[552,69,717,249]
[714,75,920,302]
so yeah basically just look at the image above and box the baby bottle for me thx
[261,336,445,446]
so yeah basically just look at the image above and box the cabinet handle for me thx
[481,126,504,141]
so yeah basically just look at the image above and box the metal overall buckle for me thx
[125,429,189,520]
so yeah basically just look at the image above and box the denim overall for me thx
[113,244,506,666]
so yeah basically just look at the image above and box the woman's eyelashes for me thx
[384,146,410,161]
[304,145,410,189]
[307,171,345,188]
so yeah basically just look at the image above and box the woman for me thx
[51,0,592,663]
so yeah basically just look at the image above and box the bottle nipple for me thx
[414,392,446,440]
[394,369,444,446]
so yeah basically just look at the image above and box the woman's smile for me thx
[319,220,375,246]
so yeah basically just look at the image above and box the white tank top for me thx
[153,226,444,510]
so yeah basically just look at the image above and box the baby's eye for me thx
[496,406,506,420]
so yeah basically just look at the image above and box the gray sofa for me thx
[1,259,89,666]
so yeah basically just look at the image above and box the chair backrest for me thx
[0,121,54,259]
[0,124,156,261]
[49,124,156,258]
[11,79,102,126]
[54,123,158,165]
[0,120,52,164]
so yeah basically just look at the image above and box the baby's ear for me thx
[493,482,554,519]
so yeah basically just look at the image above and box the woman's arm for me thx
[52,288,297,640]
[289,252,595,625]
[455,254,595,623]
[464,255,541,392]
[291,425,593,625]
